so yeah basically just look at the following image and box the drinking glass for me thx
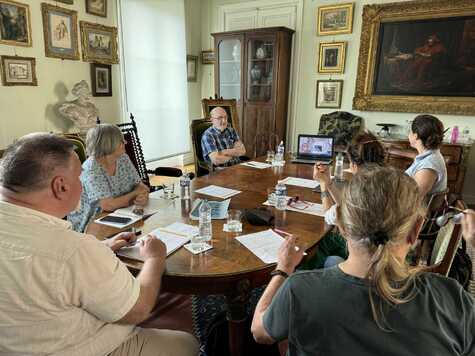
[267,187,276,206]
[163,183,175,199]
[190,234,206,252]
[227,209,242,232]
[266,150,275,162]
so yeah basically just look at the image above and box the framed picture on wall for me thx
[318,41,346,74]
[56,0,73,4]
[86,0,107,18]
[317,2,354,36]
[0,0,32,47]
[80,21,118,64]
[90,63,111,96]
[201,50,215,64]
[41,3,79,60]
[316,80,343,108]
[1,55,37,86]
[187,55,198,82]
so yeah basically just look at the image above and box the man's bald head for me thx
[209,107,228,132]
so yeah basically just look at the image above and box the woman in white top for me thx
[405,114,447,198]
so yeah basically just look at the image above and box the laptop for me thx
[291,134,334,164]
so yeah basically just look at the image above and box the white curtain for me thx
[119,0,189,161]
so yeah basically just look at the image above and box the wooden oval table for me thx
[88,157,327,356]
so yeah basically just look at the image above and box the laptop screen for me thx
[297,135,334,159]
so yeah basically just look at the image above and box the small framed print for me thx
[86,0,107,18]
[318,41,346,74]
[80,21,118,64]
[316,80,343,108]
[187,55,198,82]
[56,0,73,4]
[317,2,354,36]
[91,63,111,96]
[201,50,215,64]
[41,3,79,60]
[1,55,37,86]
[0,0,32,47]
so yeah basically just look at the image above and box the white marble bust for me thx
[58,80,99,133]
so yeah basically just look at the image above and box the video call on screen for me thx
[299,137,332,156]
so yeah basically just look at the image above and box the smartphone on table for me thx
[99,215,132,224]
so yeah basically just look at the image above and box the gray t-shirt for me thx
[263,267,475,356]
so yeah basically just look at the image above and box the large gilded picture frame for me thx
[80,21,118,64]
[353,0,475,116]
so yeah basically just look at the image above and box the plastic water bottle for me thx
[275,141,285,163]
[461,126,471,143]
[199,200,212,243]
[334,152,344,182]
[275,181,287,210]
[180,173,191,200]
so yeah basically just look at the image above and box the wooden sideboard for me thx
[381,137,473,196]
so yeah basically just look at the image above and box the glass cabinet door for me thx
[247,38,275,102]
[218,38,241,100]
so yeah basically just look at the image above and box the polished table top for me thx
[87,157,327,292]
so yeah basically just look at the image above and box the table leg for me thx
[225,279,251,356]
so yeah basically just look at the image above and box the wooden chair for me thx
[425,199,466,276]
[59,133,87,163]
[190,118,213,177]
[99,114,187,191]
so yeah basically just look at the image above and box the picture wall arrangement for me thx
[315,2,354,109]
[0,0,114,96]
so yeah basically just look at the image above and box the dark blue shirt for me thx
[201,126,241,167]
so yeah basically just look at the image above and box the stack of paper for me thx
[194,185,241,199]
[241,161,272,169]
[280,177,319,189]
[235,229,284,263]
[117,222,197,261]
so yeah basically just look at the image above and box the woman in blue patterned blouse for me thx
[68,124,149,232]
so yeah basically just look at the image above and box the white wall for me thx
[0,0,121,147]
[200,0,475,203]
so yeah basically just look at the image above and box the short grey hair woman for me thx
[68,124,149,232]
[252,166,475,355]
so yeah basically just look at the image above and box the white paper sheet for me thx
[241,161,272,169]
[194,185,241,199]
[235,229,284,263]
[114,197,172,218]
[280,177,319,189]
[117,223,194,261]
[263,198,325,217]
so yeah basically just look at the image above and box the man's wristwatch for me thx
[270,269,289,279]
[321,190,330,199]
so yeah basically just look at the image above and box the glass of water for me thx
[227,209,242,232]
[267,187,277,206]
[190,234,206,252]
[162,183,175,199]
[266,150,275,162]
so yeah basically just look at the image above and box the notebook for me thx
[291,134,334,164]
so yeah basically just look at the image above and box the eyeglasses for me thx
[287,196,311,210]
[211,115,227,121]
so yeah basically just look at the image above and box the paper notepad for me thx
[117,222,197,261]
[241,161,272,169]
[194,185,241,199]
[235,229,284,263]
[280,177,319,189]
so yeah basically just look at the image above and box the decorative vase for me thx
[250,65,262,84]
[256,46,266,59]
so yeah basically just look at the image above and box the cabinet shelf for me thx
[250,58,273,62]
[249,84,272,86]
[220,59,240,63]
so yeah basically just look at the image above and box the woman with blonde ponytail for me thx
[252,166,475,355]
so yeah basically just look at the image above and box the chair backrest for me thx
[117,114,151,188]
[318,111,362,147]
[419,188,449,240]
[201,98,240,135]
[190,118,212,177]
[60,134,87,163]
[426,199,465,276]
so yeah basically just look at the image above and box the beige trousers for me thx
[109,328,199,356]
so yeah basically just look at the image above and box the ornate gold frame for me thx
[317,2,354,36]
[86,0,107,18]
[80,21,118,64]
[318,41,346,74]
[201,98,240,135]
[41,3,79,60]
[353,0,475,116]
[0,0,32,47]
[1,55,37,86]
